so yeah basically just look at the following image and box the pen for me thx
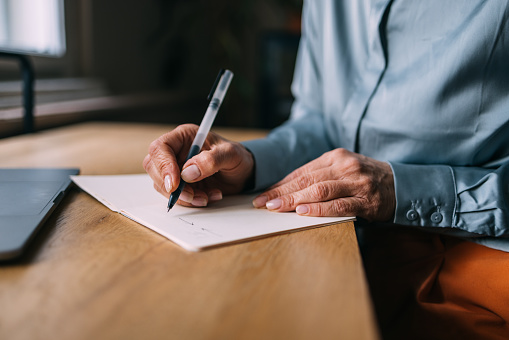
[167,69,234,212]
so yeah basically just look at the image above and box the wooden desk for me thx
[0,122,379,340]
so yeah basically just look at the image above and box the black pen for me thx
[167,69,234,211]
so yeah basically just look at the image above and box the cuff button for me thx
[431,212,443,223]
[406,210,419,221]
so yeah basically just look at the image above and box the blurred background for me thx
[0,0,303,137]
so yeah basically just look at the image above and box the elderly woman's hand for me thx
[143,124,255,207]
[252,148,396,222]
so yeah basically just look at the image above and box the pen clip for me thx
[207,68,225,101]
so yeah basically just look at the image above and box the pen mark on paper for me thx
[179,217,194,225]
[201,228,222,237]
[177,217,222,238]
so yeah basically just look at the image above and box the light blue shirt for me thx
[243,0,509,251]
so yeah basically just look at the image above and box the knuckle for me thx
[333,199,352,215]
[311,201,339,217]
[327,148,353,167]
[345,157,362,171]
[323,151,336,165]
[266,188,283,201]
[216,143,237,165]
[358,176,373,190]
[336,148,348,156]
[172,124,199,144]
[176,123,198,133]
[200,151,219,170]
[285,195,297,208]
[221,141,236,155]
[142,154,150,170]
[308,182,328,200]
[148,139,162,155]
[296,175,312,189]
[313,204,326,216]
[331,148,348,159]
[150,158,173,179]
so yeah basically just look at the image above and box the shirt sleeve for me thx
[390,161,509,238]
[242,1,332,191]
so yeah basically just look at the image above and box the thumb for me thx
[180,142,246,183]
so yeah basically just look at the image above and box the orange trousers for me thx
[358,225,509,340]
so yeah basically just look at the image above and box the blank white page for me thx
[71,174,355,251]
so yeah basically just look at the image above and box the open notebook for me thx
[71,174,355,251]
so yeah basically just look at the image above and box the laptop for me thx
[0,168,79,261]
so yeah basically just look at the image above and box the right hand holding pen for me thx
[143,124,254,207]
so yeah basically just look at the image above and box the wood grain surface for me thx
[0,122,379,340]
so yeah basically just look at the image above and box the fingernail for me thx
[164,175,172,193]
[252,195,268,208]
[192,197,207,207]
[266,198,282,210]
[296,205,309,215]
[209,191,223,201]
[179,191,193,204]
[181,165,201,182]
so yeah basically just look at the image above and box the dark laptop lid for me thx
[0,168,79,261]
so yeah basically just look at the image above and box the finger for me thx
[295,197,362,217]
[177,185,209,207]
[266,169,336,198]
[269,161,322,189]
[271,148,354,189]
[253,173,321,208]
[191,190,208,207]
[175,184,193,205]
[176,200,194,207]
[147,138,180,191]
[265,181,354,212]
[147,124,199,191]
[142,153,151,170]
[207,188,223,202]
[253,169,346,208]
[180,141,247,183]
[270,154,336,188]
[146,157,167,195]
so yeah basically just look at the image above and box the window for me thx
[0,0,66,57]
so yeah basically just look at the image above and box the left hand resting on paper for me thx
[252,148,396,222]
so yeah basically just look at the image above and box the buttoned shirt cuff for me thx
[389,162,457,228]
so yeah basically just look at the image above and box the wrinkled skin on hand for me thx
[252,148,396,222]
[143,124,254,207]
